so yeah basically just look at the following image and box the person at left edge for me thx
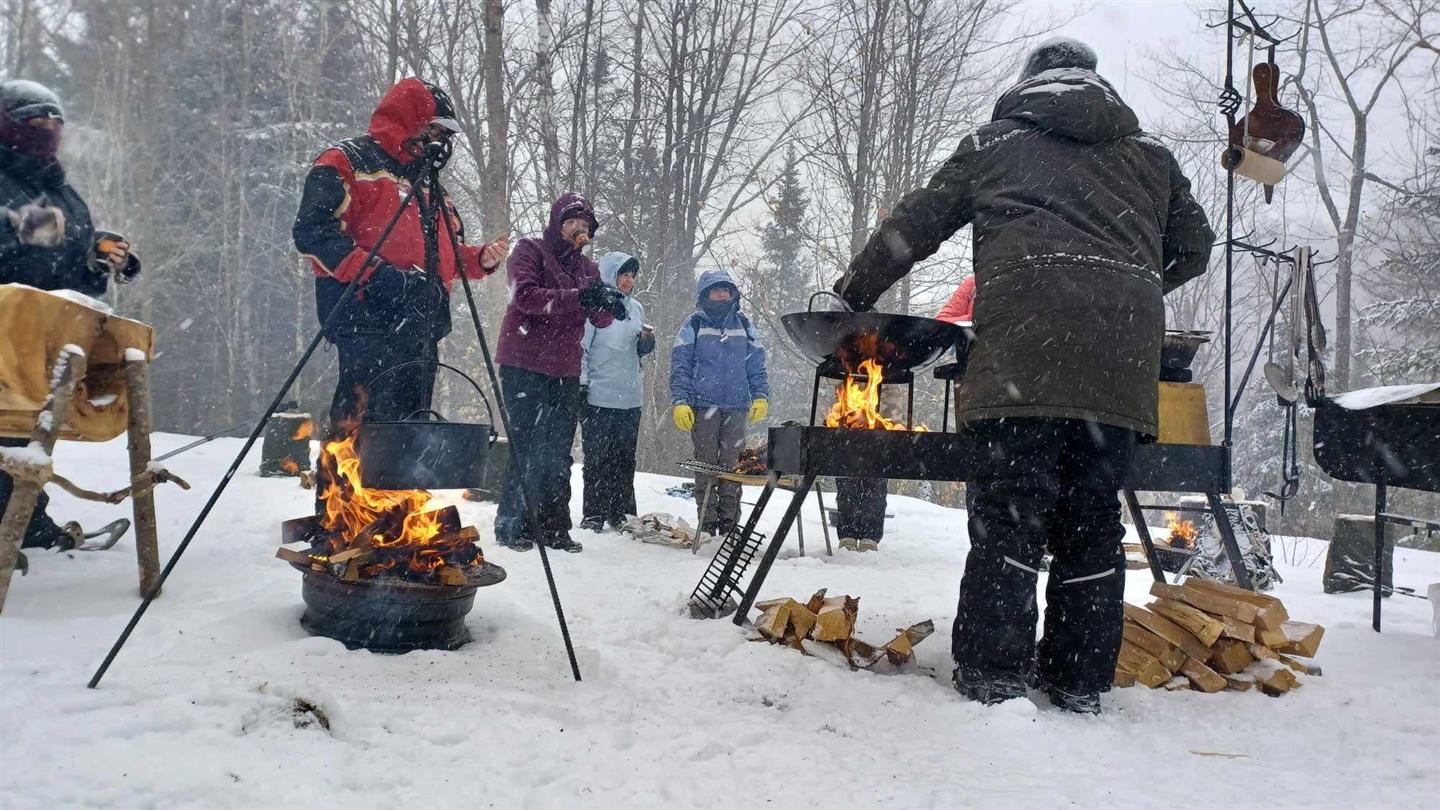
[292,77,508,435]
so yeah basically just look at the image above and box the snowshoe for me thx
[951,666,1028,706]
[69,518,130,552]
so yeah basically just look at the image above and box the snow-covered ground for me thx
[3,434,1437,809]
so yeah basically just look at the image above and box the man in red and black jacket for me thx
[293,77,508,429]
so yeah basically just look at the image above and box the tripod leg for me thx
[1207,492,1254,591]
[733,474,816,626]
[89,177,427,689]
[1123,489,1166,584]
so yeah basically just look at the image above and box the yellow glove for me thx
[749,398,769,425]
[673,404,695,432]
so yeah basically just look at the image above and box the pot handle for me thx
[808,290,852,313]
[365,360,497,428]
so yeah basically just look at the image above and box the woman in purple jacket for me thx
[494,193,627,553]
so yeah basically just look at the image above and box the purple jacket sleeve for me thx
[579,257,615,329]
[508,239,582,316]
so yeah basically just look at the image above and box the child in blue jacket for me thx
[669,269,769,534]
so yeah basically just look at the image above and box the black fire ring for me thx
[294,562,506,653]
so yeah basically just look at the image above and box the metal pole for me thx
[1122,489,1167,584]
[733,474,817,625]
[1223,0,1237,491]
[438,179,581,682]
[88,173,427,689]
[1373,480,1386,632]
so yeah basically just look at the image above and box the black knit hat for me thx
[422,80,460,133]
[0,79,65,123]
[1020,38,1098,80]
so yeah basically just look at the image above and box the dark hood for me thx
[542,192,600,256]
[368,77,446,164]
[991,68,1140,145]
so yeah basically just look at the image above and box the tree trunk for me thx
[535,0,560,198]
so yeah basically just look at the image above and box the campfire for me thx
[275,429,493,587]
[1166,512,1198,550]
[824,358,928,431]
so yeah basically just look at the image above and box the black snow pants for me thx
[495,365,582,543]
[835,477,887,541]
[953,417,1135,694]
[581,404,641,525]
[0,437,70,549]
[328,334,438,429]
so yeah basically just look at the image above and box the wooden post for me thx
[0,346,86,613]
[125,356,161,597]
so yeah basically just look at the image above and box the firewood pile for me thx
[276,521,490,587]
[1115,577,1324,696]
[751,588,934,670]
[621,512,699,549]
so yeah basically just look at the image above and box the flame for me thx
[317,432,449,574]
[280,457,301,475]
[824,358,927,431]
[292,419,314,441]
[1166,512,1198,549]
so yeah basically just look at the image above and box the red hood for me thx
[368,78,437,164]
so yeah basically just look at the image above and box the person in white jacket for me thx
[578,252,654,531]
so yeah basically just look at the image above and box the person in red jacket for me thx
[493,193,627,553]
[935,274,976,324]
[293,77,508,430]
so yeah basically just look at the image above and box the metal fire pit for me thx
[281,507,505,653]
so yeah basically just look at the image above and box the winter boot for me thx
[544,532,584,553]
[606,515,628,532]
[496,535,534,552]
[578,516,606,533]
[838,537,859,551]
[1045,686,1102,715]
[857,538,880,553]
[952,666,1029,706]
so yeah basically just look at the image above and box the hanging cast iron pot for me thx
[356,361,498,490]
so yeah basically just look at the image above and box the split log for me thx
[1180,657,1227,693]
[1122,622,1185,672]
[1217,616,1257,644]
[1151,581,1259,624]
[437,566,470,586]
[754,600,792,640]
[1149,599,1226,647]
[328,546,374,565]
[1257,626,1289,647]
[1116,643,1172,688]
[1246,659,1299,696]
[276,546,318,565]
[1123,603,1211,661]
[1275,652,1323,676]
[1114,669,1138,688]
[1246,643,1279,661]
[1208,638,1257,675]
[1164,676,1192,691]
[812,595,859,642]
[1275,621,1325,658]
[1184,577,1289,629]
[883,620,935,666]
[1223,673,1256,692]
[433,527,481,547]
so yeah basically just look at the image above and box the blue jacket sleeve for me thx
[579,320,596,388]
[670,320,696,405]
[745,319,769,400]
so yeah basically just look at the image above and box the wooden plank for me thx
[1123,621,1185,672]
[1123,603,1211,661]
[1208,638,1257,675]
[1180,657,1227,693]
[1116,643,1172,688]
[1149,598,1226,647]
[1153,581,1260,624]
[1275,622,1325,658]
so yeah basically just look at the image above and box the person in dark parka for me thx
[837,39,1214,714]
[1,79,140,556]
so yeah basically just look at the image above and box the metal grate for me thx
[687,523,766,619]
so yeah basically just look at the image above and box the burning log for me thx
[1166,512,1198,549]
[824,359,926,432]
